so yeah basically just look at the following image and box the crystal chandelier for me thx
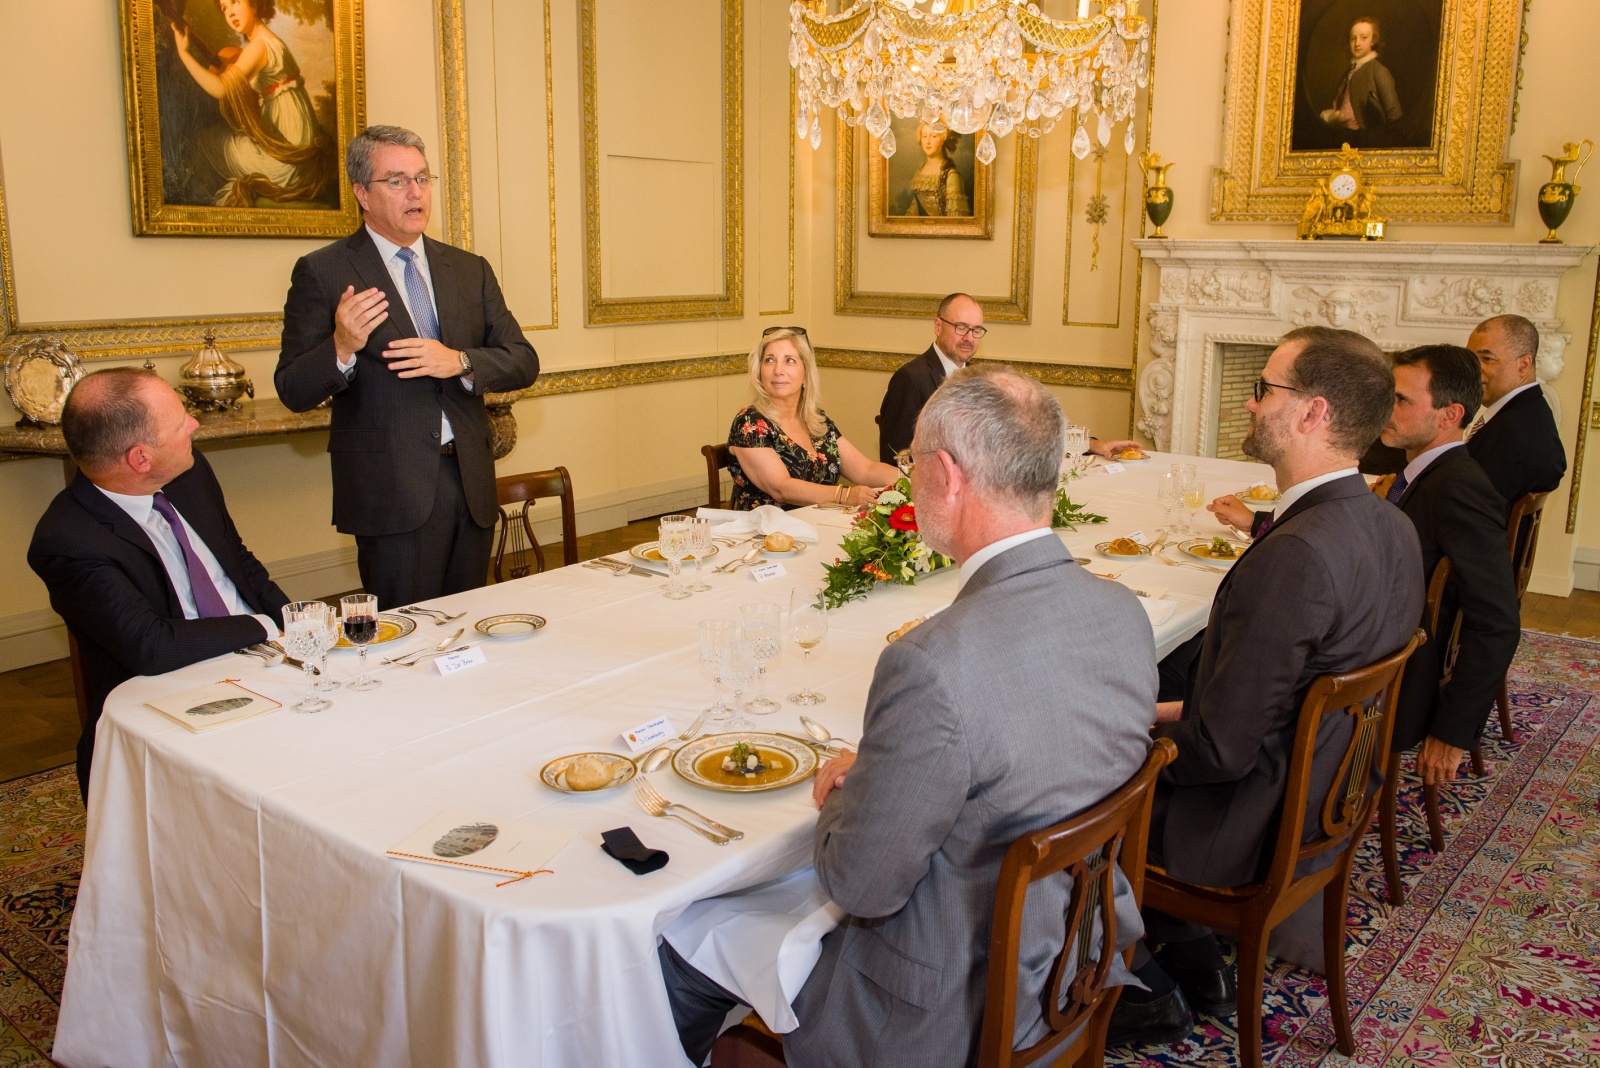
[791,1,1150,164]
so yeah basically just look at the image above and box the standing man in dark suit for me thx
[661,367,1157,1066]
[1114,327,1422,1046]
[1465,314,1567,512]
[1380,345,1519,784]
[276,125,540,609]
[28,370,290,801]
[877,292,985,462]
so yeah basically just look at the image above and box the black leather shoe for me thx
[1105,987,1194,1048]
[1165,962,1237,1018]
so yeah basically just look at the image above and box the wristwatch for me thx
[457,350,473,376]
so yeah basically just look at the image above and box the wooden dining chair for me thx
[67,629,91,730]
[709,740,1178,1068]
[1143,630,1423,1068]
[703,443,732,509]
[1492,490,1549,746]
[492,467,577,582]
[975,737,1176,1068]
[1378,558,1453,905]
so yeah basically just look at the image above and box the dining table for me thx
[52,450,1273,1068]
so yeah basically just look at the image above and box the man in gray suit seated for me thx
[660,366,1159,1065]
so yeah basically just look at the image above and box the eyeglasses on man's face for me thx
[368,173,434,192]
[1252,377,1307,403]
[937,316,987,339]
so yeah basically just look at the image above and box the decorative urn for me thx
[177,331,253,413]
[1538,140,1591,244]
[1139,152,1175,239]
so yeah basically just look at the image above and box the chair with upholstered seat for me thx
[492,467,577,581]
[710,739,1178,1068]
[1492,491,1548,745]
[1143,631,1423,1068]
[702,444,732,509]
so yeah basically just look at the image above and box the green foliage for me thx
[818,478,952,611]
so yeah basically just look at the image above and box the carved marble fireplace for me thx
[1132,240,1593,456]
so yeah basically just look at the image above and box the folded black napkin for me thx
[601,827,668,875]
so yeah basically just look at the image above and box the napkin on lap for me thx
[698,504,819,543]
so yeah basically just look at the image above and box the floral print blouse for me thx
[726,405,843,510]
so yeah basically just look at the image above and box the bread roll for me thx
[564,755,614,791]
[763,531,795,552]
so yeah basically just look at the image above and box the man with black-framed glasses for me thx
[276,124,539,609]
[877,292,987,462]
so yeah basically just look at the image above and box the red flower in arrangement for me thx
[863,562,891,581]
[887,504,918,532]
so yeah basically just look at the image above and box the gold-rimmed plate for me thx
[1179,538,1249,565]
[1235,485,1281,509]
[630,541,720,564]
[540,752,638,793]
[1096,540,1151,559]
[334,612,415,649]
[759,541,808,558]
[672,732,818,793]
[476,613,547,637]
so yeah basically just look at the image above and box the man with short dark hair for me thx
[1380,344,1519,786]
[1464,313,1567,511]
[663,366,1158,1066]
[28,369,289,800]
[276,124,540,609]
[1114,326,1422,1046]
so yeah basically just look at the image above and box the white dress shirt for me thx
[338,226,473,445]
[1274,467,1360,517]
[932,342,961,381]
[1479,381,1540,425]
[95,486,278,638]
[958,527,1056,589]
[1401,440,1464,487]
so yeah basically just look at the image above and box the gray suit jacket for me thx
[1153,474,1423,888]
[787,535,1157,1068]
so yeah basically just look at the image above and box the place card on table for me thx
[387,809,576,886]
[621,715,673,753]
[145,680,280,733]
[1102,462,1126,474]
[748,561,787,583]
[435,646,488,676]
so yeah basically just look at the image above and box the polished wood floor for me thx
[2,523,1596,784]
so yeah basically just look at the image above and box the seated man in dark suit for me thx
[1465,313,1567,510]
[1379,344,1519,785]
[1114,326,1423,1046]
[27,369,289,801]
[662,366,1158,1066]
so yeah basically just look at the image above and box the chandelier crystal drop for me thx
[790,0,1149,159]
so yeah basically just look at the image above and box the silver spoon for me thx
[715,543,765,573]
[635,746,673,773]
[799,716,858,750]
[382,627,464,665]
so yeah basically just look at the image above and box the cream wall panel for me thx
[756,0,794,316]
[601,157,720,297]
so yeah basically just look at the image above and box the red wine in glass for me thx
[343,616,378,645]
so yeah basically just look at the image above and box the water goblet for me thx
[314,608,342,692]
[787,590,828,706]
[686,518,714,593]
[1155,471,1179,534]
[1063,424,1090,477]
[699,618,738,724]
[658,514,693,600]
[283,601,333,713]
[340,593,382,691]
[739,602,783,715]
[1172,463,1198,533]
[718,640,758,731]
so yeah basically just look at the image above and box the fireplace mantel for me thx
[1132,239,1593,456]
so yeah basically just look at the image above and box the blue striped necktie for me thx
[395,246,441,341]
[1384,471,1409,504]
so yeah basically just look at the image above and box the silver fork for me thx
[678,709,711,741]
[636,778,744,840]
[633,783,731,844]
[400,605,467,625]
[1151,552,1218,574]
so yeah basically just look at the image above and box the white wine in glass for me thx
[787,589,828,705]
[1182,481,1206,535]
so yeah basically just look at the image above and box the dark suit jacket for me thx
[275,229,540,536]
[1465,385,1567,513]
[788,536,1155,1067]
[877,347,947,463]
[1153,474,1422,888]
[27,452,289,735]
[1393,446,1520,752]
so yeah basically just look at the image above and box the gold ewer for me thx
[1538,140,1592,244]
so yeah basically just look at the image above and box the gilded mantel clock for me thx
[1297,145,1386,241]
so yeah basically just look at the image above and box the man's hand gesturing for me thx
[334,286,389,361]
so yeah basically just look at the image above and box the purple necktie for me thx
[1384,471,1409,505]
[1254,512,1274,538]
[151,491,232,619]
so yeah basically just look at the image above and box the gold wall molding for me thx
[579,0,744,324]
[1127,0,1161,438]
[1211,0,1522,223]
[0,151,16,339]
[437,0,473,250]
[492,354,747,402]
[1568,258,1600,534]
[814,347,1131,391]
[759,69,796,317]
[834,118,1037,323]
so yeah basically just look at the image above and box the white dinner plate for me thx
[630,541,720,563]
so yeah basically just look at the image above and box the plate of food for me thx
[475,613,546,637]
[1110,447,1149,463]
[334,612,415,649]
[671,732,818,793]
[630,541,720,564]
[756,532,807,556]
[1235,484,1281,508]
[1180,537,1249,564]
[1096,538,1152,559]
[540,752,638,793]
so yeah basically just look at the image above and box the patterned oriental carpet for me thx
[0,632,1596,1068]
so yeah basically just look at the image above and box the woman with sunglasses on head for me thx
[726,328,902,510]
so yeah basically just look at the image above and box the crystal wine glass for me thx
[740,602,782,715]
[787,589,828,706]
[686,517,713,593]
[1155,471,1179,534]
[1173,463,1198,534]
[1182,479,1207,539]
[340,594,382,691]
[699,617,738,725]
[718,640,758,732]
[283,601,332,713]
[1063,424,1090,478]
[658,514,693,600]
[315,608,342,692]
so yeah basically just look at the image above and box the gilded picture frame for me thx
[119,0,365,237]
[868,117,995,239]
[1211,0,1523,223]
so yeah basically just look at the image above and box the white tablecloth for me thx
[53,452,1269,1068]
